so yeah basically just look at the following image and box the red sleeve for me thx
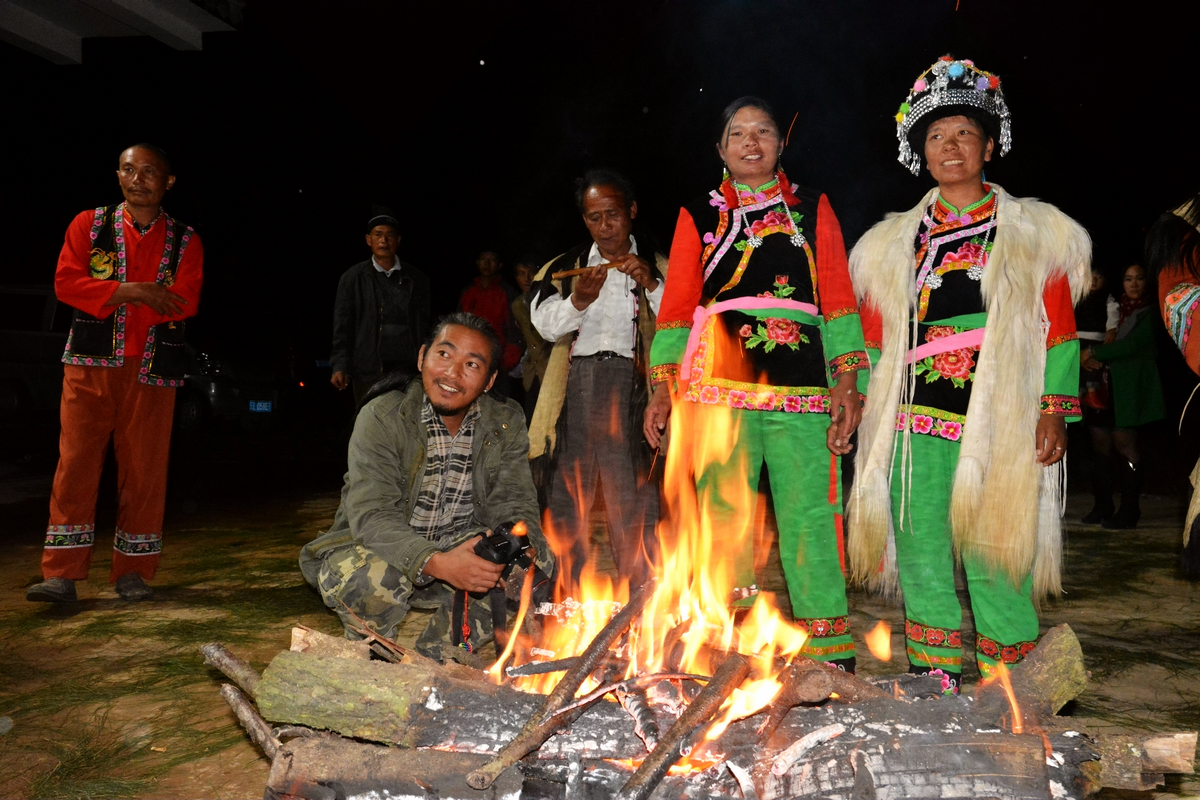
[656,207,705,326]
[1043,274,1077,346]
[149,231,203,324]
[860,300,884,351]
[55,210,120,318]
[814,194,858,318]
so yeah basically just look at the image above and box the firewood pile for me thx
[202,596,1196,800]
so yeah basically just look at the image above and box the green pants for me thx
[890,434,1039,676]
[695,407,854,663]
[314,543,499,662]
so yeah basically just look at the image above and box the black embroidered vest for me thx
[61,205,195,385]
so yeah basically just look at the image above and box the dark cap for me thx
[367,205,401,234]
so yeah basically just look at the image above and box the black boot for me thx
[1104,461,1142,529]
[1082,457,1114,524]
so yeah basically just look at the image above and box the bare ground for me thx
[0,472,1197,798]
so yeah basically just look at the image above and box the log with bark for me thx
[205,623,1197,800]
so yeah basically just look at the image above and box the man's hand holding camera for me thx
[421,536,504,594]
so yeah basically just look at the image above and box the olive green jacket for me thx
[299,381,553,587]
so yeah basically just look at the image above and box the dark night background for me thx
[3,0,1199,437]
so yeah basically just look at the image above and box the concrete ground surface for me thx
[0,426,1197,798]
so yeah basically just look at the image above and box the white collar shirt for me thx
[373,255,400,275]
[530,236,664,358]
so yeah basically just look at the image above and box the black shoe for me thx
[115,573,153,601]
[1081,504,1113,525]
[1103,462,1143,529]
[26,577,77,603]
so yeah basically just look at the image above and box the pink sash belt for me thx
[679,297,820,382]
[906,327,986,364]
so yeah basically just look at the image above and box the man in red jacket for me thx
[26,144,203,603]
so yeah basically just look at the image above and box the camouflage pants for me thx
[315,543,500,661]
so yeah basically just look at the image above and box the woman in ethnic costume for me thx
[644,97,869,671]
[848,56,1091,689]
[1080,263,1165,529]
[1145,191,1200,577]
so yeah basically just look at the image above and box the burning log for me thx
[466,579,656,790]
[615,651,752,800]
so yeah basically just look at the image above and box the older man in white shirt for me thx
[529,169,665,590]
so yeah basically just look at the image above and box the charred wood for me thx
[466,579,655,790]
[615,651,751,800]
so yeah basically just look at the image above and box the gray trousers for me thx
[546,355,660,589]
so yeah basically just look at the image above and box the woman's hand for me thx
[826,371,862,456]
[643,384,673,449]
[1035,415,1068,465]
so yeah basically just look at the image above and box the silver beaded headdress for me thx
[894,55,1011,176]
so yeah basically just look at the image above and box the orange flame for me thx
[486,564,535,684]
[511,362,817,730]
[864,620,892,662]
[982,660,1023,734]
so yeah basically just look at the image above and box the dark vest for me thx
[61,205,195,386]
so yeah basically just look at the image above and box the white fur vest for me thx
[847,185,1091,599]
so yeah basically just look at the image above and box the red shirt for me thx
[55,208,204,357]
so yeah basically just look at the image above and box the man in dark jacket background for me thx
[331,207,431,409]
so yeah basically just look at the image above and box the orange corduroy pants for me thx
[42,361,176,582]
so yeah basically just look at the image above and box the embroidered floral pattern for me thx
[1165,282,1200,351]
[63,209,127,369]
[829,351,868,380]
[1046,332,1079,349]
[649,364,679,384]
[796,616,850,638]
[44,523,96,549]
[896,405,966,442]
[734,205,803,253]
[905,645,962,667]
[655,319,692,331]
[976,635,1037,666]
[757,274,796,300]
[136,220,193,388]
[914,325,979,388]
[1040,394,1080,415]
[741,317,809,352]
[824,306,858,322]
[906,619,963,648]
[114,528,163,557]
[686,381,830,414]
[803,641,856,658]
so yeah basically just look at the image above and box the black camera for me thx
[474,520,533,569]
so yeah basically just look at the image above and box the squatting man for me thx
[300,312,555,659]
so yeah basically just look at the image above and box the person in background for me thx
[848,56,1089,689]
[643,97,865,671]
[27,144,203,604]
[331,207,431,410]
[1080,264,1165,529]
[459,250,522,395]
[510,258,551,421]
[529,169,664,591]
[1146,190,1200,576]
